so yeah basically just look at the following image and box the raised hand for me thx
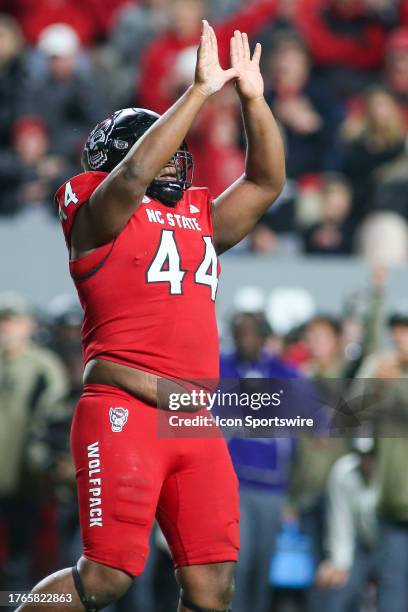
[195,20,238,97]
[231,30,264,101]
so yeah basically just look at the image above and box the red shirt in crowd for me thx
[8,0,133,44]
[296,0,387,71]
[138,0,278,114]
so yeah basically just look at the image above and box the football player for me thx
[18,23,285,612]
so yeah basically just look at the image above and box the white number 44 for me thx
[147,230,218,300]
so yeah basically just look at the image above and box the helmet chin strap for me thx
[147,180,184,207]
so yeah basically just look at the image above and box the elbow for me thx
[254,172,286,203]
[267,164,286,201]
[271,162,287,198]
[272,173,286,200]
[246,157,287,202]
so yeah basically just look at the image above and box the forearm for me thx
[212,96,286,253]
[242,96,285,196]
[120,85,207,188]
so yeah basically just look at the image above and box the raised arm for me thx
[212,31,286,254]
[72,20,237,255]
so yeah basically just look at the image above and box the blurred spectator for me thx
[5,0,134,43]
[286,435,348,612]
[377,438,408,612]
[341,87,406,222]
[109,0,169,83]
[28,24,108,160]
[137,0,278,113]
[0,293,67,589]
[341,265,386,377]
[357,211,408,265]
[402,0,408,26]
[248,222,278,254]
[357,303,408,379]
[287,315,349,610]
[0,116,75,216]
[221,311,299,379]
[242,213,299,257]
[80,0,134,39]
[281,325,311,369]
[302,173,355,255]
[0,15,30,148]
[296,0,387,97]
[384,27,408,116]
[295,175,324,228]
[316,438,379,612]
[303,315,344,378]
[97,0,169,108]
[32,296,83,567]
[370,149,408,219]
[356,307,408,612]
[266,288,316,340]
[9,0,97,45]
[47,295,83,394]
[265,33,344,179]
[220,312,298,612]
[246,184,299,256]
[256,0,301,54]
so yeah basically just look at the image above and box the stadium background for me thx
[1,0,408,610]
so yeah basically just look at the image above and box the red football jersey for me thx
[54,171,220,381]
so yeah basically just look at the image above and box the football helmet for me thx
[82,108,194,206]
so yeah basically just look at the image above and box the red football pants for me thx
[71,384,240,576]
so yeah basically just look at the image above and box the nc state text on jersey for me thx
[146,208,202,232]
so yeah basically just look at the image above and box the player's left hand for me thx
[231,30,264,101]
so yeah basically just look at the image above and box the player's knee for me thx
[177,562,235,610]
[75,557,133,609]
[211,565,235,607]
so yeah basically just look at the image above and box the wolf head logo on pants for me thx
[109,407,129,432]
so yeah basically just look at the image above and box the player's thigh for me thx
[157,436,240,569]
[71,386,165,576]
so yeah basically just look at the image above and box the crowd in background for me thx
[1,0,408,261]
[1,267,408,611]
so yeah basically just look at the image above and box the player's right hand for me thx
[194,20,238,97]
